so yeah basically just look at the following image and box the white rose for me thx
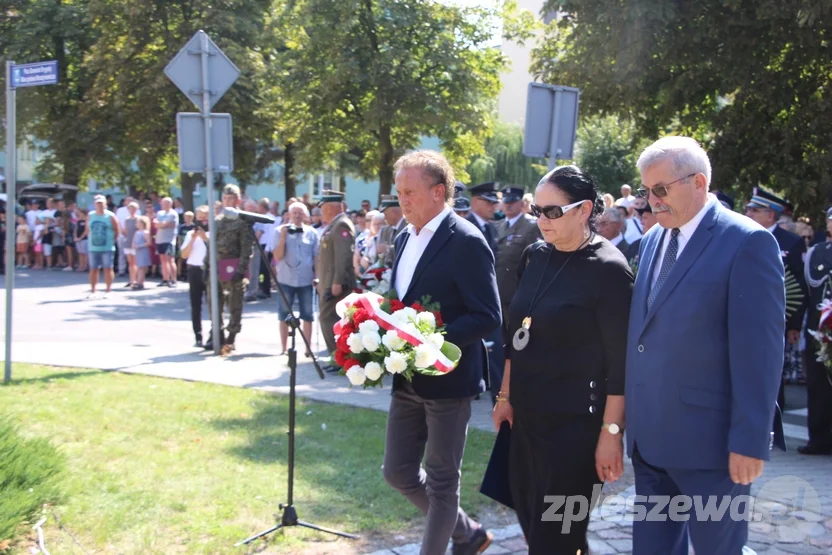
[382,269,392,281]
[393,307,417,324]
[414,343,438,369]
[358,320,380,335]
[382,330,406,351]
[416,311,436,331]
[364,361,383,381]
[346,366,366,386]
[347,333,365,354]
[362,332,381,352]
[384,352,408,374]
[427,333,444,350]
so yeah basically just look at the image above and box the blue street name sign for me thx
[11,61,59,88]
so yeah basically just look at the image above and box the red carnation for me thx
[334,349,349,366]
[352,308,371,326]
[336,333,349,353]
[390,300,405,312]
[344,358,360,371]
[411,302,425,312]
[433,311,444,327]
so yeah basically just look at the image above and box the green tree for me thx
[532,0,832,220]
[279,0,536,200]
[466,121,546,189]
[574,115,644,195]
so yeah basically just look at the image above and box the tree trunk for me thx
[62,166,80,203]
[339,172,347,195]
[284,141,296,203]
[378,125,394,201]
[180,172,199,212]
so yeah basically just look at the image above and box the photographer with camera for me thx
[180,205,210,347]
[273,201,320,355]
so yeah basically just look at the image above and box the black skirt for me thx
[508,410,603,555]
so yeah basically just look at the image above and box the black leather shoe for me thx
[194,334,203,347]
[797,443,832,455]
[451,527,493,555]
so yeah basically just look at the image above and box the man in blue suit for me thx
[382,150,502,555]
[625,136,785,555]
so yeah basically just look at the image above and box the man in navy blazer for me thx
[625,137,785,555]
[382,150,501,555]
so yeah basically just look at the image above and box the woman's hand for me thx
[595,430,624,483]
[492,400,513,431]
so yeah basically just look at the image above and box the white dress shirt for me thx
[395,207,451,299]
[651,194,717,288]
[624,217,643,244]
[471,212,489,231]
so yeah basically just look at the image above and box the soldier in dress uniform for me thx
[377,195,406,267]
[466,182,502,403]
[745,187,808,411]
[798,208,832,455]
[466,182,499,253]
[204,184,253,353]
[494,186,540,321]
[316,190,356,371]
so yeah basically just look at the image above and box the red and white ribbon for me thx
[819,299,832,328]
[334,292,455,373]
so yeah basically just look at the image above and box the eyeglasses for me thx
[637,173,696,199]
[530,200,587,220]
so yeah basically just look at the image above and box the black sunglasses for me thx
[637,173,696,199]
[530,200,587,219]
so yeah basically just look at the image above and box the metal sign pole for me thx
[548,89,563,170]
[4,61,16,384]
[201,32,221,356]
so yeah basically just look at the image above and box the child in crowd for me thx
[33,217,45,269]
[132,216,151,290]
[177,210,195,281]
[15,216,31,268]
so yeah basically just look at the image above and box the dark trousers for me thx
[259,249,271,297]
[631,444,751,555]
[318,289,348,355]
[509,411,602,554]
[188,265,205,338]
[804,331,832,447]
[382,381,478,555]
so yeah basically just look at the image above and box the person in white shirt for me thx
[180,205,210,347]
[115,196,140,276]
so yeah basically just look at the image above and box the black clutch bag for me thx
[479,421,514,509]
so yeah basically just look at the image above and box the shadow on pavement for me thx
[0,370,100,387]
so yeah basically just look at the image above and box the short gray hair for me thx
[288,201,309,217]
[636,136,712,187]
[602,207,625,224]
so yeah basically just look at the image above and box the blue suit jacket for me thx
[625,200,785,469]
[390,210,502,399]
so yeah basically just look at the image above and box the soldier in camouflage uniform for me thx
[316,190,356,370]
[204,184,253,352]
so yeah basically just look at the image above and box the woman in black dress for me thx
[492,165,634,554]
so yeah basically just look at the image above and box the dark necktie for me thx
[648,228,680,309]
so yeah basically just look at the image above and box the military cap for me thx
[380,195,400,212]
[715,191,735,211]
[222,184,241,197]
[469,182,499,203]
[317,189,344,205]
[454,181,467,197]
[453,196,471,212]
[746,187,787,213]
[500,186,525,204]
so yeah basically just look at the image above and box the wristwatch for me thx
[602,423,623,435]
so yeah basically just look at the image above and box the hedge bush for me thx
[0,415,65,547]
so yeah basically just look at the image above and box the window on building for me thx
[310,170,338,198]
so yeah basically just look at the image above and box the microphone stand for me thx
[235,222,359,546]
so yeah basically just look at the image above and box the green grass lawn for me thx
[0,364,502,554]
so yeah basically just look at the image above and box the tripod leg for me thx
[297,520,361,540]
[235,524,284,546]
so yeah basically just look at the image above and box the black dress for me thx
[505,237,633,554]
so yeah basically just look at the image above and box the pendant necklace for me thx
[512,233,593,351]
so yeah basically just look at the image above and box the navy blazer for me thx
[391,210,502,399]
[625,199,785,470]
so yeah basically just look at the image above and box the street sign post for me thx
[523,83,580,169]
[165,31,240,355]
[4,59,59,383]
[176,113,234,173]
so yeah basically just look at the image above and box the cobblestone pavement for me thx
[4,272,832,555]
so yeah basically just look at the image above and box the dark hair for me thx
[539,165,605,232]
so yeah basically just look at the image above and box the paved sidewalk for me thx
[3,272,832,554]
